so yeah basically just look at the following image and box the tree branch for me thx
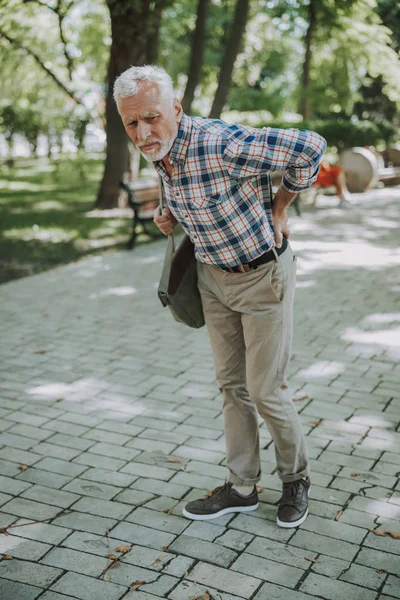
[23,0,75,80]
[0,29,83,104]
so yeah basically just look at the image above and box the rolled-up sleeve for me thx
[223,127,327,192]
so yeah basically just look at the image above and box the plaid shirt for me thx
[154,114,326,269]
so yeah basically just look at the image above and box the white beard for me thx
[139,135,175,162]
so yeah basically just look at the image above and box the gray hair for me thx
[113,65,175,109]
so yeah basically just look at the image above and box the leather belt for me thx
[220,236,288,273]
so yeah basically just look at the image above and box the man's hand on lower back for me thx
[272,185,297,248]
[153,207,178,235]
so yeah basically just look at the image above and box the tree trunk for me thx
[300,0,317,120]
[208,0,250,119]
[181,0,211,114]
[95,1,165,209]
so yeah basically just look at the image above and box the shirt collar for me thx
[168,113,192,166]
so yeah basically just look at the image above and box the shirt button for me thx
[184,214,188,218]
[176,192,181,197]
[193,235,198,240]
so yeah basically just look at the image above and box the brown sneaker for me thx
[277,477,310,528]
[182,482,259,521]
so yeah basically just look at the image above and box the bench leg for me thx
[128,216,138,249]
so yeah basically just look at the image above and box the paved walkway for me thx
[0,188,399,600]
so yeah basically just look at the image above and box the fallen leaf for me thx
[109,561,120,569]
[163,508,173,515]
[106,553,118,560]
[168,458,181,463]
[55,397,63,403]
[1,555,12,560]
[115,545,131,553]
[130,581,147,590]
[256,486,264,493]
[18,464,28,472]
[304,557,320,563]
[378,373,384,378]
[351,473,360,477]
[205,490,213,497]
[151,554,167,567]
[162,546,169,551]
[130,436,135,440]
[310,420,322,426]
[335,510,343,521]
[33,349,47,354]
[183,571,189,578]
[386,531,400,539]
[293,394,310,402]
[0,529,9,536]
[376,569,387,574]
[370,529,387,537]
[193,594,211,600]
[104,574,111,581]
[180,464,187,471]
[43,312,49,317]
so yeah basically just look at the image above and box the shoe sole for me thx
[276,507,308,528]
[182,502,259,521]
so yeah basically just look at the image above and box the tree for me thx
[181,0,211,114]
[209,0,250,118]
[95,0,172,209]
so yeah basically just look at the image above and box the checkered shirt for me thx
[154,114,327,268]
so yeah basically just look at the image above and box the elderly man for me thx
[114,65,326,528]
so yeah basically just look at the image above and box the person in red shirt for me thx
[314,159,352,207]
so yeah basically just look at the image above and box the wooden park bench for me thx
[119,178,162,248]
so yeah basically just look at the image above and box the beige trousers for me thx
[197,244,309,485]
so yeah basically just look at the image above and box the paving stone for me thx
[16,468,72,489]
[131,478,189,499]
[290,530,359,562]
[0,579,43,600]
[168,534,237,567]
[301,514,367,544]
[229,513,293,543]
[0,447,43,466]
[245,536,318,569]
[253,582,319,600]
[348,496,400,519]
[216,529,254,551]
[187,561,261,596]
[139,574,179,596]
[45,433,95,451]
[98,561,159,586]
[73,452,127,471]
[0,534,51,560]
[110,521,176,550]
[97,420,144,437]
[114,489,155,506]
[162,554,195,578]
[183,520,225,542]
[120,545,174,570]
[0,558,62,587]
[310,555,350,578]
[382,575,400,598]
[80,468,136,488]
[300,572,377,600]
[86,442,141,462]
[126,507,189,535]
[138,429,190,445]
[64,479,122,500]
[61,530,130,556]
[52,511,117,535]
[0,475,31,496]
[50,572,126,600]
[6,424,53,442]
[126,437,178,454]
[10,519,72,544]
[120,461,175,481]
[4,411,50,427]
[82,429,133,446]
[356,547,400,576]
[232,552,304,587]
[41,546,109,576]
[21,485,80,508]
[42,420,90,436]
[339,563,387,590]
[1,497,63,521]
[169,581,245,600]
[40,593,77,600]
[72,496,131,520]
[0,457,27,476]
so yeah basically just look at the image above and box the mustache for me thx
[139,139,159,149]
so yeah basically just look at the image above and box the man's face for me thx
[119,81,182,162]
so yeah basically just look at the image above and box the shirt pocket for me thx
[189,183,238,210]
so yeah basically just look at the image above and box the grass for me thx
[0,155,160,284]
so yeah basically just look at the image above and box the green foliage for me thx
[256,118,398,150]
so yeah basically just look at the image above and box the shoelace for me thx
[203,481,231,503]
[281,480,305,506]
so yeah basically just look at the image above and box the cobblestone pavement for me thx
[0,187,399,600]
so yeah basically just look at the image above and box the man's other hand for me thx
[272,202,290,248]
[154,207,178,235]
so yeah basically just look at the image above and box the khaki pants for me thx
[197,244,309,485]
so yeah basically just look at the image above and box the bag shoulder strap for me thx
[158,174,175,251]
